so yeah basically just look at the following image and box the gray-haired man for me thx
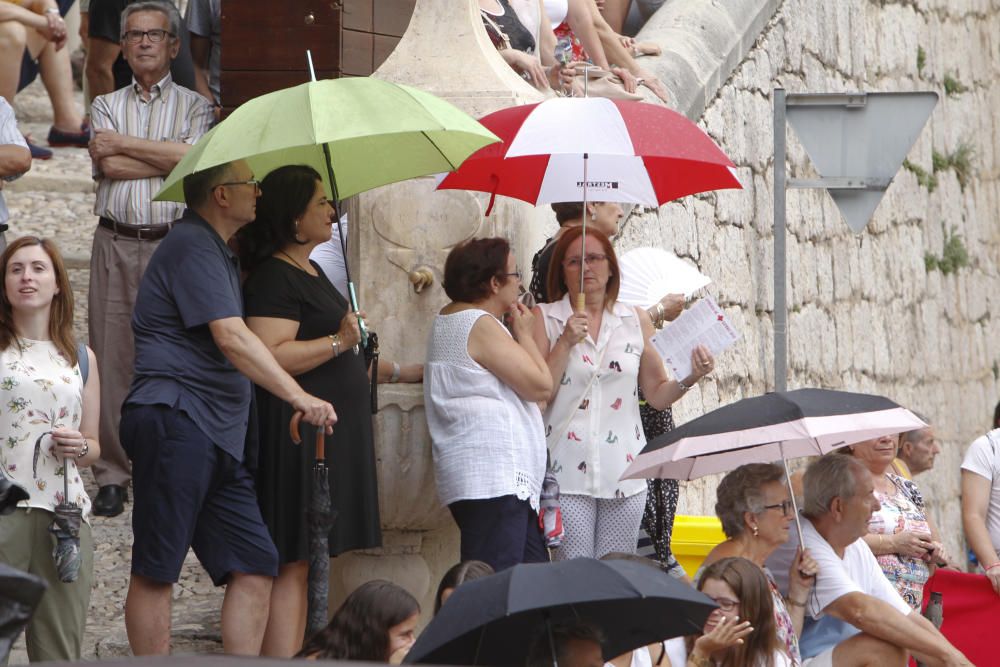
[798,455,969,667]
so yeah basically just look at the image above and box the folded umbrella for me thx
[32,432,82,583]
[0,564,47,664]
[405,558,716,666]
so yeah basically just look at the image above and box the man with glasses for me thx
[121,159,336,655]
[799,454,970,667]
[87,0,212,518]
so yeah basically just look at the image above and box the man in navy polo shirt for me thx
[120,158,336,656]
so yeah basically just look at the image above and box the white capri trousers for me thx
[552,490,648,560]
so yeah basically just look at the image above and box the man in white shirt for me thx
[960,428,1000,595]
[798,454,970,667]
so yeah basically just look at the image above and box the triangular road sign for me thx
[786,92,938,232]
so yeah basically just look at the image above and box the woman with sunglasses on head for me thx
[425,237,552,572]
[530,226,714,561]
[664,557,791,667]
[0,236,101,662]
[698,463,819,666]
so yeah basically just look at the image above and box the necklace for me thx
[279,250,312,274]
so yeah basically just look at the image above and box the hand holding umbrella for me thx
[32,430,83,584]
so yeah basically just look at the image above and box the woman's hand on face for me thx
[891,530,934,559]
[336,308,364,349]
[690,345,715,380]
[508,302,535,341]
[559,312,589,347]
[694,614,753,655]
[50,428,87,461]
[789,547,818,597]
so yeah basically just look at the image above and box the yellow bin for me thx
[670,515,726,577]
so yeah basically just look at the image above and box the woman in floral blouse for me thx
[0,236,101,662]
[531,226,714,560]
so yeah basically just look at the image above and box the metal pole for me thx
[773,88,787,393]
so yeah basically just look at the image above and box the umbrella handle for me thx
[289,411,326,460]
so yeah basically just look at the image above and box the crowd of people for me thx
[1,1,1000,666]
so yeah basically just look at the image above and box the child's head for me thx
[297,579,420,662]
[434,560,495,614]
[696,557,780,665]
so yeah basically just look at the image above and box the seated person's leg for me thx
[0,20,30,103]
[826,632,907,667]
[36,38,87,143]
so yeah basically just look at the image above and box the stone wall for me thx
[618,0,1000,558]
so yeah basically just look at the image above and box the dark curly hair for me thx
[442,237,512,303]
[296,580,419,661]
[235,164,323,272]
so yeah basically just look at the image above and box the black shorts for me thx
[121,403,278,586]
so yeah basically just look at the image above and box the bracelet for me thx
[785,596,806,608]
[877,534,884,552]
[676,379,690,392]
[43,7,61,14]
[389,361,401,383]
[686,653,711,667]
[78,439,89,459]
[986,562,1000,572]
[329,334,342,357]
[655,302,665,327]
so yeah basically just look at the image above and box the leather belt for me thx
[98,217,172,241]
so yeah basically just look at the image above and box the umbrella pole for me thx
[779,444,804,546]
[545,616,558,667]
[577,153,589,313]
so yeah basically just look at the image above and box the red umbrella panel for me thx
[436,97,742,211]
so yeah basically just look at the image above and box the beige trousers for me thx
[87,225,162,487]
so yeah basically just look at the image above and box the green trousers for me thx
[0,508,93,663]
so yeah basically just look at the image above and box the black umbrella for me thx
[619,388,925,542]
[0,563,47,664]
[405,558,717,666]
[289,413,337,638]
[32,432,83,583]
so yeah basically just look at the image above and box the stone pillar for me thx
[329,0,556,620]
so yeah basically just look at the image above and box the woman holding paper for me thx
[531,226,714,560]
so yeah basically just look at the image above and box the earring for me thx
[752,525,759,537]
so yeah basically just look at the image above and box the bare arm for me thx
[85,37,120,99]
[376,359,423,384]
[0,3,47,32]
[825,593,968,665]
[51,347,103,467]
[468,307,551,403]
[636,308,709,410]
[962,469,1000,593]
[189,34,215,104]
[246,308,362,378]
[208,317,336,428]
[565,0,610,68]
[531,306,581,402]
[0,145,31,179]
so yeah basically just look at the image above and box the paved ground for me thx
[7,80,224,663]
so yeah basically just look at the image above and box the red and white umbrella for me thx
[436,97,742,211]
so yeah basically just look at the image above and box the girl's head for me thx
[434,560,495,614]
[0,236,78,364]
[297,579,420,662]
[696,557,780,666]
[236,164,331,271]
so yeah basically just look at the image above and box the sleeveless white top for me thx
[424,309,546,510]
[544,0,568,26]
[539,295,647,499]
[0,340,89,520]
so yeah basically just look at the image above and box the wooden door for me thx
[341,0,415,76]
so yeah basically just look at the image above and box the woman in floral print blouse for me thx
[531,227,714,560]
[0,236,101,662]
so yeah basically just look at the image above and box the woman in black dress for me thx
[238,165,380,657]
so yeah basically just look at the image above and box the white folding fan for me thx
[618,247,712,308]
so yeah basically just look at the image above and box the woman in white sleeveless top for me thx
[0,236,101,662]
[531,227,714,560]
[425,237,552,571]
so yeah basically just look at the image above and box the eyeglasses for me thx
[217,179,262,194]
[708,596,740,613]
[122,29,175,44]
[503,271,522,281]
[762,500,795,517]
[563,253,609,268]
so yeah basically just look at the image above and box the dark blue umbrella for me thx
[405,558,716,666]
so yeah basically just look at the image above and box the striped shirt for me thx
[0,96,29,227]
[91,73,213,226]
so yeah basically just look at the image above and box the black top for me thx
[88,0,197,92]
[127,211,251,460]
[529,236,557,304]
[481,0,536,54]
[243,258,381,561]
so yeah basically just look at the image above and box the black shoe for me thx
[92,485,127,517]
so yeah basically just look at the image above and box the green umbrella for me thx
[154,77,500,203]
[155,76,499,344]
